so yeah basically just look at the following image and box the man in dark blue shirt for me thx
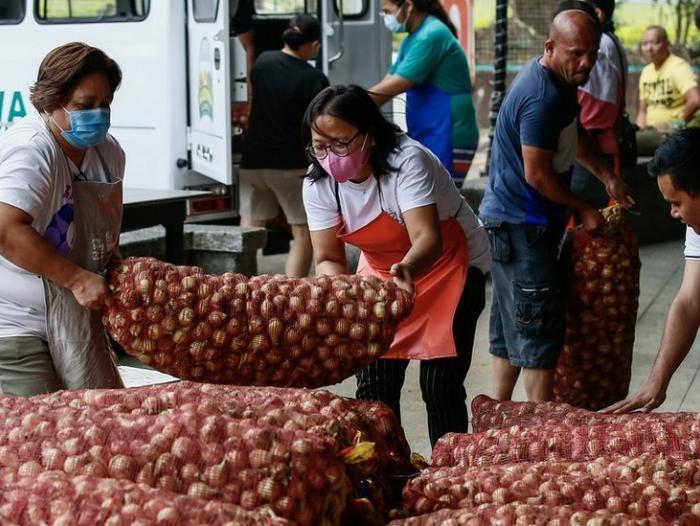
[480,4,631,402]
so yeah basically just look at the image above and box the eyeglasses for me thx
[307,130,364,160]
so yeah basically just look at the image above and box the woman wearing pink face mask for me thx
[301,85,490,446]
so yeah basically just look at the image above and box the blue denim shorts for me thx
[482,220,566,369]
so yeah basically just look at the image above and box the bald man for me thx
[479,7,631,402]
[636,26,700,155]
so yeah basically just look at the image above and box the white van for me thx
[0,0,473,221]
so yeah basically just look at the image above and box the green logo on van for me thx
[0,91,27,129]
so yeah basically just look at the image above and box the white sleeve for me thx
[684,226,700,260]
[394,146,437,213]
[302,177,342,231]
[0,139,53,220]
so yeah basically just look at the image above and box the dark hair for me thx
[302,85,402,181]
[585,0,614,20]
[648,128,700,197]
[282,14,321,51]
[552,0,602,33]
[389,0,457,38]
[30,42,122,113]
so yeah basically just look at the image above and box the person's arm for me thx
[369,75,414,106]
[390,204,441,295]
[0,203,111,309]
[238,30,255,102]
[681,86,700,123]
[604,260,700,413]
[310,226,347,276]
[637,99,648,129]
[575,124,632,204]
[522,145,603,231]
[370,31,442,106]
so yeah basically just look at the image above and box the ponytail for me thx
[281,28,304,50]
[281,14,321,51]
[391,0,457,37]
[422,0,457,37]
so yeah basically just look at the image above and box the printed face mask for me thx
[51,107,111,149]
[318,134,370,183]
[382,13,406,33]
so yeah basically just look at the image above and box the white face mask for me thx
[382,13,406,33]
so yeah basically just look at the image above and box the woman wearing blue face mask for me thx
[371,0,479,186]
[0,42,125,395]
[302,86,490,447]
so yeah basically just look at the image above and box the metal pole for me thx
[483,0,508,177]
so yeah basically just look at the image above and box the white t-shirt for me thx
[303,134,490,272]
[684,226,700,260]
[0,114,125,339]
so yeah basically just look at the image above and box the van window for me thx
[335,0,365,18]
[254,0,307,16]
[0,0,25,24]
[193,0,219,22]
[36,0,150,22]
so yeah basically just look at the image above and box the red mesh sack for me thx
[36,383,414,519]
[104,257,414,387]
[0,470,287,526]
[40,382,412,474]
[387,504,675,525]
[431,420,700,468]
[403,454,700,520]
[0,402,349,526]
[471,394,700,433]
[556,206,641,409]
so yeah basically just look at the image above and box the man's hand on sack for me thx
[605,177,635,208]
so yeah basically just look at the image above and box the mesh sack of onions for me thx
[39,382,412,474]
[431,419,700,468]
[0,403,350,526]
[470,394,700,434]
[37,383,414,520]
[387,504,674,526]
[403,454,700,521]
[0,470,287,526]
[104,257,414,387]
[555,205,641,410]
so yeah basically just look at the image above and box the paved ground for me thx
[254,237,694,458]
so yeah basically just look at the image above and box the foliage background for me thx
[472,0,700,68]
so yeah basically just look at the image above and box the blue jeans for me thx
[483,220,565,369]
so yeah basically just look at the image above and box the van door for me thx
[320,0,391,87]
[187,0,233,185]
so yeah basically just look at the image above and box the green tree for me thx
[652,0,696,46]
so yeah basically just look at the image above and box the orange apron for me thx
[337,196,469,360]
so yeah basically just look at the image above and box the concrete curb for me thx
[119,224,267,276]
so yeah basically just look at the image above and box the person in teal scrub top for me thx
[370,0,479,183]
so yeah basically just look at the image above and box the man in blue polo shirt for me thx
[480,3,631,402]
